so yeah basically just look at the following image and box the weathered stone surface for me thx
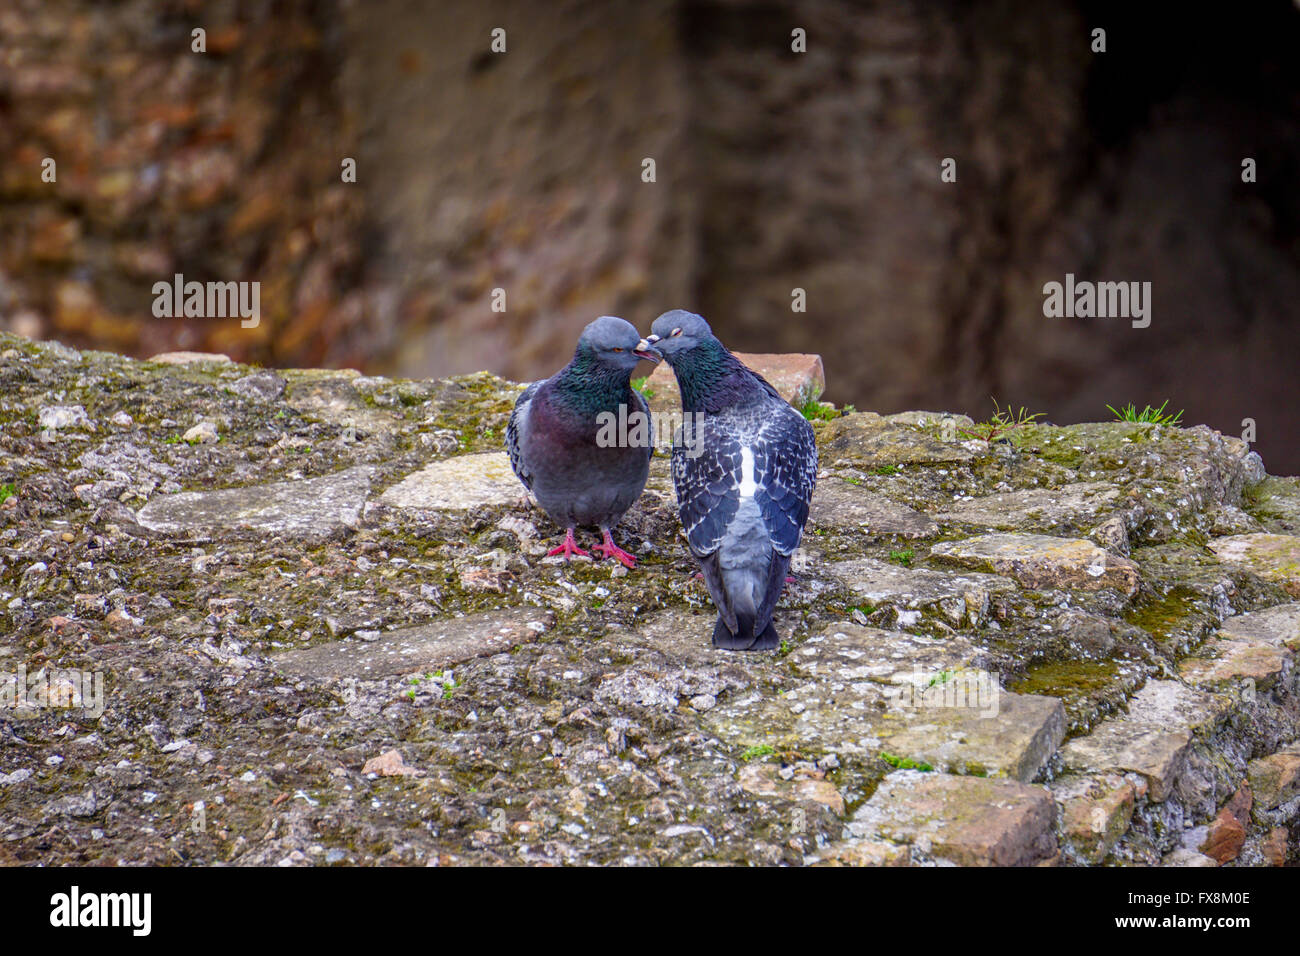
[1247,750,1300,813]
[273,607,555,681]
[878,690,1065,782]
[1178,639,1292,692]
[1217,603,1300,651]
[136,465,375,537]
[1200,807,1246,864]
[380,453,521,511]
[1262,827,1289,866]
[1060,720,1192,803]
[707,623,1060,781]
[7,333,1300,867]
[820,414,975,468]
[930,533,1140,596]
[824,558,1016,627]
[846,770,1057,866]
[736,763,845,816]
[935,482,1123,532]
[285,372,398,430]
[1052,772,1136,865]
[809,479,938,537]
[644,352,824,412]
[1124,679,1230,735]
[1162,848,1219,867]
[813,838,911,867]
[1247,476,1300,534]
[1208,534,1300,596]
[146,351,233,365]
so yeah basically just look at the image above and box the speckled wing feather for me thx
[752,403,817,556]
[671,392,817,557]
[671,416,743,556]
[506,381,542,491]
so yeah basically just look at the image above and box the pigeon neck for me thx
[553,349,632,412]
[673,340,748,413]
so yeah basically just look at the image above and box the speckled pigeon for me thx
[506,316,662,568]
[647,310,817,649]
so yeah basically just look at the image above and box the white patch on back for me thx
[738,446,757,498]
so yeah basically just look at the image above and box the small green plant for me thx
[631,376,656,400]
[874,465,899,476]
[959,399,1044,443]
[927,670,954,688]
[844,475,863,486]
[880,752,933,772]
[740,744,776,762]
[1106,400,1183,426]
[0,483,15,503]
[778,640,791,656]
[799,399,839,422]
[888,549,914,567]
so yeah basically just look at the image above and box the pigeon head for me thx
[646,310,715,362]
[577,316,661,370]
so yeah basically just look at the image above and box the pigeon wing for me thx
[671,416,742,556]
[751,401,818,556]
[505,381,542,491]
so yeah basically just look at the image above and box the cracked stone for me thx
[1208,534,1300,596]
[809,479,938,538]
[1052,772,1136,865]
[136,465,374,538]
[825,558,1015,627]
[930,533,1140,596]
[935,482,1123,533]
[736,762,845,816]
[272,607,555,681]
[1217,603,1300,651]
[380,452,522,511]
[1178,639,1291,692]
[846,770,1057,866]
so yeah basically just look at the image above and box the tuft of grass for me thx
[631,377,656,401]
[959,399,1044,443]
[880,752,933,772]
[799,399,839,422]
[0,483,15,504]
[740,744,777,762]
[874,465,899,476]
[1106,400,1183,426]
[888,548,914,567]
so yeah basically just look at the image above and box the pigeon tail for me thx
[711,613,781,651]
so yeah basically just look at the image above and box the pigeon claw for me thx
[547,529,591,562]
[592,531,638,569]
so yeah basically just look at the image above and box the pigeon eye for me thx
[671,328,683,337]
[612,347,624,352]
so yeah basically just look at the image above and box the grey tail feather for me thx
[711,614,781,651]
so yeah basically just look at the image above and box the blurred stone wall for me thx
[0,0,367,366]
[2,0,1298,470]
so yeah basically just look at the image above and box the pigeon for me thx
[506,316,662,568]
[647,309,817,650]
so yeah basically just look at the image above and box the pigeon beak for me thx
[634,338,661,363]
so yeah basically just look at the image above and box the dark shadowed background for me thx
[2,0,1297,470]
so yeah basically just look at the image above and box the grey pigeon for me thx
[647,310,817,649]
[506,316,662,567]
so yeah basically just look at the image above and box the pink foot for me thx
[591,530,638,569]
[546,528,590,561]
